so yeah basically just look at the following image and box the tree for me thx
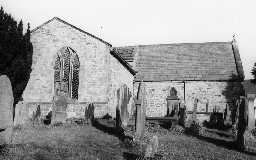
[0,6,33,106]
[251,62,256,83]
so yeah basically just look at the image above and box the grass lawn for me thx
[0,120,256,160]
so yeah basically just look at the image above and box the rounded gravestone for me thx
[0,75,14,144]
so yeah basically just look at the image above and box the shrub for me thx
[251,128,256,138]
[187,121,202,136]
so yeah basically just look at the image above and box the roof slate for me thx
[114,41,244,81]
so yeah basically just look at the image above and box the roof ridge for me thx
[31,17,112,47]
[115,41,232,48]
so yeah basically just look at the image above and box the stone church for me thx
[20,17,244,120]
[22,17,135,118]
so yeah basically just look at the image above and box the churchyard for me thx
[0,119,256,160]
[0,76,256,160]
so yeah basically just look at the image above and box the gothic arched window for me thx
[54,47,80,99]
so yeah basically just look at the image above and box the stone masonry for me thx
[21,17,134,118]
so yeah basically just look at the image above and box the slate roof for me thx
[113,40,244,81]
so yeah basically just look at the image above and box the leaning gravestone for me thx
[0,75,14,144]
[52,95,67,124]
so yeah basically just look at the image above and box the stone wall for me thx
[134,81,184,117]
[23,18,110,103]
[21,18,134,119]
[185,81,242,112]
[134,81,242,117]
[106,53,134,117]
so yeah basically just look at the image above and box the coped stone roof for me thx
[113,40,244,82]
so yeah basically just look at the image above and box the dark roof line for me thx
[31,17,112,47]
[110,48,136,75]
[231,39,245,80]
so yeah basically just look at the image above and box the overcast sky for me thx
[1,0,256,79]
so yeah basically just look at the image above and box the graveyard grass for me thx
[1,122,256,160]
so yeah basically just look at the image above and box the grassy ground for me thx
[0,120,256,160]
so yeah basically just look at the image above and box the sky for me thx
[1,0,256,79]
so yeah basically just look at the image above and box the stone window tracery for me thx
[54,47,80,99]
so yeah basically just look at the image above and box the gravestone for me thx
[31,104,41,125]
[224,104,232,125]
[135,82,146,139]
[192,98,198,122]
[0,75,14,144]
[116,84,133,130]
[14,101,29,126]
[52,95,67,124]
[166,87,179,116]
[178,103,186,126]
[247,94,256,130]
[85,103,95,125]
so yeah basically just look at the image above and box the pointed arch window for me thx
[54,47,80,99]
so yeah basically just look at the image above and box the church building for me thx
[21,17,244,120]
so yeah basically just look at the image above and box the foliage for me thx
[251,128,256,138]
[0,6,33,105]
[203,111,232,130]
[251,63,256,83]
[186,121,202,136]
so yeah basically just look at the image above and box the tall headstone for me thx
[178,102,186,126]
[116,84,133,130]
[192,98,198,122]
[0,75,14,144]
[85,103,95,125]
[52,95,67,124]
[135,82,146,139]
[166,87,179,116]
[247,94,256,130]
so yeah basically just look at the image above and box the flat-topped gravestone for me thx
[0,75,14,144]
[52,95,67,124]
